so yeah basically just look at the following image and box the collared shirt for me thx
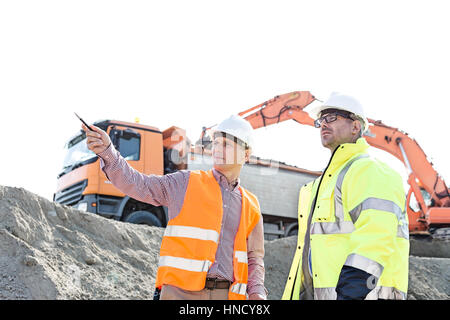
[97,144,267,297]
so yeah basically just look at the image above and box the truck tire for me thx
[124,210,162,227]
[285,223,298,237]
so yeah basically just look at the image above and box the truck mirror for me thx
[110,128,120,149]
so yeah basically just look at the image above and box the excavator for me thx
[198,91,450,237]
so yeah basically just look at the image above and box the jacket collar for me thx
[326,138,370,173]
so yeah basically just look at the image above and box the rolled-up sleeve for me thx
[247,217,268,298]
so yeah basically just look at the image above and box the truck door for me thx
[111,126,143,173]
[100,126,144,197]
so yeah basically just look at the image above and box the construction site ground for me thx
[0,185,449,300]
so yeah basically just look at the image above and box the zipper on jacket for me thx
[290,144,341,300]
[312,143,342,205]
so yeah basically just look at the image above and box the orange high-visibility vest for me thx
[155,170,261,300]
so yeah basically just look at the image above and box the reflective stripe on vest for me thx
[164,225,220,243]
[235,251,248,264]
[348,198,409,240]
[365,286,407,300]
[159,256,212,273]
[230,283,247,296]
[344,253,384,278]
[310,221,355,234]
[334,155,369,221]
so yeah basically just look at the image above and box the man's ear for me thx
[352,120,362,136]
[245,148,252,163]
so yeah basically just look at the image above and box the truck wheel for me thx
[124,210,162,227]
[285,223,298,237]
[287,229,298,237]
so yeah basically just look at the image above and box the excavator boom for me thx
[238,91,316,128]
[364,121,450,208]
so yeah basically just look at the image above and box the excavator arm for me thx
[362,120,450,233]
[364,121,450,207]
[196,91,316,147]
[198,91,450,234]
[237,91,316,128]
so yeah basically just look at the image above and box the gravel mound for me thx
[0,186,162,299]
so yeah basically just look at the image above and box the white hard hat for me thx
[310,92,369,130]
[213,114,254,149]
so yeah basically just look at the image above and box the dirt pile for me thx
[0,186,162,299]
[0,185,449,300]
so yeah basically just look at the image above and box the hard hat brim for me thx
[210,129,252,149]
[309,104,369,130]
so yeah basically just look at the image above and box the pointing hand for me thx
[82,124,112,155]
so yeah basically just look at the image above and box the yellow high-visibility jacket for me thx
[282,138,409,300]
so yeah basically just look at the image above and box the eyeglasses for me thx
[314,112,355,128]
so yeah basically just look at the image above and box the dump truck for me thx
[54,119,320,239]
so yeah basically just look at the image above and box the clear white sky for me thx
[1,0,449,201]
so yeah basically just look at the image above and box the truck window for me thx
[62,132,97,169]
[119,134,140,161]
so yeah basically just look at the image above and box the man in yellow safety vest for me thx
[282,92,409,300]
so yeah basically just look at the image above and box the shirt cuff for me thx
[247,284,268,299]
[97,143,115,166]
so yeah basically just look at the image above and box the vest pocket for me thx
[312,194,334,222]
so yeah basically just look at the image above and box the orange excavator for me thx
[198,91,450,236]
